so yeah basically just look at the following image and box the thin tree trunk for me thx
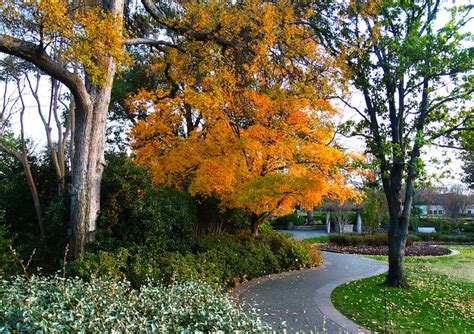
[22,156,45,238]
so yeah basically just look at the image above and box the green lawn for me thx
[332,246,474,333]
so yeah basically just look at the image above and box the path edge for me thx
[314,255,387,334]
[315,247,460,333]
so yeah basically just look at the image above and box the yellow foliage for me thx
[0,0,129,85]
[131,0,359,217]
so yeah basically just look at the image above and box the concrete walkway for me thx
[233,252,387,333]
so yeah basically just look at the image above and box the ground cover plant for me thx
[0,276,270,332]
[332,246,474,333]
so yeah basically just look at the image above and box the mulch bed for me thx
[318,242,451,256]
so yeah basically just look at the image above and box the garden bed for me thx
[319,241,451,256]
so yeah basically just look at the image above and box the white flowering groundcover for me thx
[0,275,271,332]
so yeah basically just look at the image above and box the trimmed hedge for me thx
[0,276,270,332]
[415,232,474,243]
[329,233,414,247]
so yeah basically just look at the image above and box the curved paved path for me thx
[232,252,387,333]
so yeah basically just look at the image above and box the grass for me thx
[368,245,474,282]
[304,235,329,244]
[332,246,474,333]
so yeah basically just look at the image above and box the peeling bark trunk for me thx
[69,57,117,258]
[68,0,123,258]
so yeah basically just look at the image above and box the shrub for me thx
[311,212,327,224]
[414,232,474,242]
[70,232,321,288]
[460,221,474,233]
[69,248,129,281]
[329,233,414,247]
[418,217,454,232]
[409,234,422,242]
[97,154,197,253]
[0,276,270,332]
[416,232,442,241]
[272,213,306,227]
[0,222,16,277]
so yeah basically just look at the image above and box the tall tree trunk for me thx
[69,67,116,258]
[69,0,123,258]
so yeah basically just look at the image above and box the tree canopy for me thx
[129,1,358,232]
[309,0,473,286]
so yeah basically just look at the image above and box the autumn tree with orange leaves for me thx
[131,0,358,235]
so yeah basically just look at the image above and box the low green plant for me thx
[0,275,271,332]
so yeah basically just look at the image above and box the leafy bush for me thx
[460,221,474,233]
[71,232,322,288]
[418,217,454,232]
[415,232,442,241]
[409,234,422,242]
[0,276,270,332]
[329,233,414,247]
[437,233,474,243]
[310,212,327,224]
[69,248,130,281]
[97,154,197,253]
[0,222,16,277]
[414,232,474,243]
[272,213,306,227]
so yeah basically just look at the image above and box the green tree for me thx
[460,118,474,189]
[361,187,385,235]
[310,0,473,286]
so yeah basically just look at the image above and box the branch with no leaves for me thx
[10,246,36,282]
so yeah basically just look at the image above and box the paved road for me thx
[233,252,387,333]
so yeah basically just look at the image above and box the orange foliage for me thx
[131,0,358,218]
